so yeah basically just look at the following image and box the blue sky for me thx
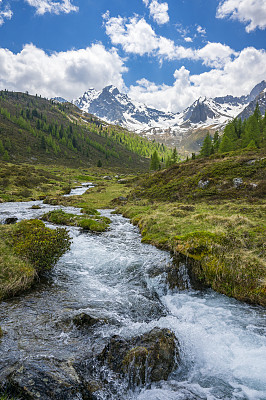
[0,0,265,112]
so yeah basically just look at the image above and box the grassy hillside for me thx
[116,149,266,306]
[0,90,171,170]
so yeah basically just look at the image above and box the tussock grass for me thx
[0,228,36,300]
[118,200,266,306]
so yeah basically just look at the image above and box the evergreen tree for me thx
[213,131,220,152]
[0,139,4,155]
[200,133,212,157]
[219,134,234,153]
[150,150,160,170]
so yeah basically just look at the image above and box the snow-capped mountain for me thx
[238,88,266,121]
[73,85,176,131]
[71,81,266,151]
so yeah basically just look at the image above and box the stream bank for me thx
[0,196,266,399]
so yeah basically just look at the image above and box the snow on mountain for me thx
[72,81,266,150]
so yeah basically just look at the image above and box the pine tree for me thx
[200,133,212,157]
[150,150,160,170]
[219,135,234,153]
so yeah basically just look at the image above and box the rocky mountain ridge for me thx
[71,81,266,152]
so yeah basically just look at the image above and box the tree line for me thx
[200,104,266,157]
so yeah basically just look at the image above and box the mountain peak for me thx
[103,85,120,96]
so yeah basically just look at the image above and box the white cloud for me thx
[25,0,78,15]
[196,25,206,35]
[149,0,169,25]
[128,47,266,113]
[0,1,13,25]
[0,43,127,99]
[216,0,266,32]
[184,37,193,42]
[142,0,169,25]
[195,42,238,68]
[104,15,236,67]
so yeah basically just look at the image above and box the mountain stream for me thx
[0,185,265,400]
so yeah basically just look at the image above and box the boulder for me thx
[4,217,18,224]
[72,313,104,328]
[2,361,84,400]
[198,179,209,189]
[98,328,179,387]
[103,176,112,180]
[233,177,243,188]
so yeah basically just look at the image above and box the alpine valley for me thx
[72,80,266,153]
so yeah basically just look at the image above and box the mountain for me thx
[73,81,266,152]
[0,90,171,170]
[51,97,68,103]
[237,88,266,121]
[73,85,176,131]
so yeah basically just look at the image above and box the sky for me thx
[0,0,265,112]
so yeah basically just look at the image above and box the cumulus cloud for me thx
[128,47,266,112]
[0,43,127,99]
[216,0,266,32]
[104,15,236,67]
[184,37,193,42]
[0,1,13,25]
[149,0,169,25]
[196,25,206,35]
[25,0,78,15]
[142,0,169,25]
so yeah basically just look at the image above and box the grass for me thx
[43,178,133,209]
[0,161,137,203]
[41,209,111,232]
[0,225,36,300]
[117,199,266,305]
[115,149,266,306]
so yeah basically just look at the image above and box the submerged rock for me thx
[98,327,179,387]
[73,313,104,328]
[4,217,18,224]
[1,360,83,400]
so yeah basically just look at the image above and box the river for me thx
[0,186,265,400]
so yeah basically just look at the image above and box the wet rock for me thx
[98,327,179,387]
[246,159,256,165]
[4,217,18,224]
[117,179,128,184]
[233,177,243,188]
[198,179,209,189]
[2,361,83,400]
[73,313,104,328]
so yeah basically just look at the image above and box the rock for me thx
[103,176,112,180]
[2,361,83,400]
[117,179,128,184]
[72,313,103,328]
[233,178,243,188]
[4,217,18,224]
[118,196,127,201]
[98,328,179,387]
[198,179,209,189]
[246,159,256,165]
[250,183,258,189]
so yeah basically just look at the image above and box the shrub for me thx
[12,219,71,271]
[78,218,107,232]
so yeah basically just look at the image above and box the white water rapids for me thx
[0,189,265,400]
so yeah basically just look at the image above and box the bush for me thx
[78,218,107,232]
[12,219,71,271]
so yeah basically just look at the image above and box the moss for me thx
[41,209,110,232]
[118,197,266,306]
[78,218,108,232]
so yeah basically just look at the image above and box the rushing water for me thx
[0,191,265,400]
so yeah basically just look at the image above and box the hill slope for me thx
[0,91,170,170]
